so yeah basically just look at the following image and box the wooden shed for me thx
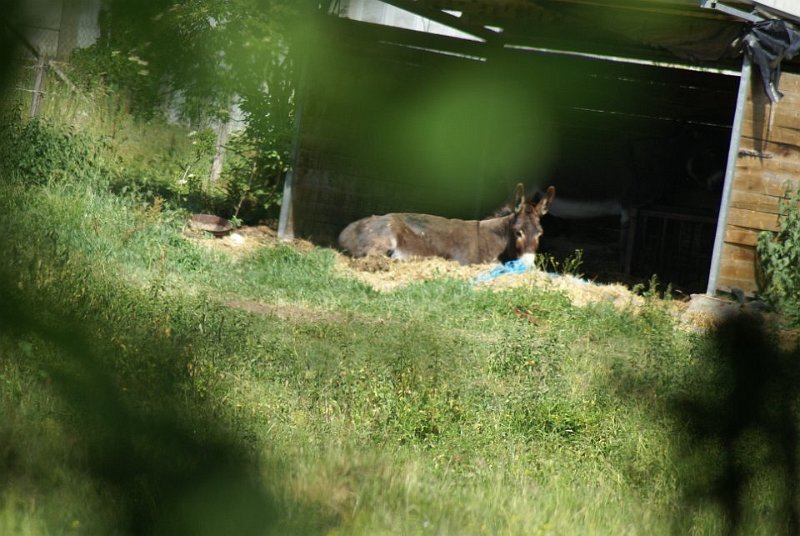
[718,57,800,294]
[279,0,800,296]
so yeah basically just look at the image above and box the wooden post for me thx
[29,54,47,118]
[209,118,231,183]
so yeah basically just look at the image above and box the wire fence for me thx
[10,1,248,185]
[10,0,100,118]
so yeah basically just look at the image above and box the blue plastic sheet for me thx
[473,259,530,284]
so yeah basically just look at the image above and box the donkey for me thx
[338,184,555,266]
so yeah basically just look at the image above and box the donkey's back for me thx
[338,212,484,264]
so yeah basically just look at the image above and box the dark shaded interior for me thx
[294,5,747,292]
[530,58,738,294]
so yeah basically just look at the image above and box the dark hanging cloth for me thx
[744,19,800,102]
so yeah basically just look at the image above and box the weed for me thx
[222,131,286,222]
[0,112,114,188]
[757,184,800,325]
[536,248,584,277]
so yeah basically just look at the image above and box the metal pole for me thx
[706,54,751,295]
[698,0,763,23]
[277,52,309,241]
[276,166,296,240]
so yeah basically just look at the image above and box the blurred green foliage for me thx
[757,185,800,325]
[1,94,799,533]
[63,0,300,223]
[70,0,298,121]
[3,1,800,533]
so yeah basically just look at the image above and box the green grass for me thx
[2,79,799,535]
[0,175,692,534]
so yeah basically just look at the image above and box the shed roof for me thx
[339,0,800,70]
[746,0,800,22]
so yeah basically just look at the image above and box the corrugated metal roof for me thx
[340,0,748,67]
[339,0,800,72]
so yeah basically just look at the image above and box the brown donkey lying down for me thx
[338,184,555,266]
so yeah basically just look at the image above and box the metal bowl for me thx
[189,214,233,237]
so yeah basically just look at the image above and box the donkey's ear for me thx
[537,185,556,215]
[513,183,526,213]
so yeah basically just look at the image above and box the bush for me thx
[218,131,285,223]
[0,111,116,187]
[757,185,800,324]
[68,8,296,226]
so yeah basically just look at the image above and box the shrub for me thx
[757,185,800,325]
[219,131,285,223]
[0,112,115,187]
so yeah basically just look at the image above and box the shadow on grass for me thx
[0,285,277,534]
[0,272,331,535]
[672,315,800,535]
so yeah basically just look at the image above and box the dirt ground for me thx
[185,222,799,344]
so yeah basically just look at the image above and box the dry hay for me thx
[336,253,646,311]
[190,224,762,327]
[187,223,649,311]
[484,270,644,310]
[184,223,316,258]
[336,255,487,293]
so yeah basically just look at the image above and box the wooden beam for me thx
[29,54,46,119]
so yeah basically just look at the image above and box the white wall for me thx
[21,0,101,58]
[752,0,800,23]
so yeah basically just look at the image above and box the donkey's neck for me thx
[477,215,513,262]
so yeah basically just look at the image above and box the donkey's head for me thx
[503,183,555,266]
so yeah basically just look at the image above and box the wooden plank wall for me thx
[717,72,800,293]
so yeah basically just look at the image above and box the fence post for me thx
[209,119,231,183]
[29,54,47,118]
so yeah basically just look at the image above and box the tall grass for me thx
[6,63,220,216]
